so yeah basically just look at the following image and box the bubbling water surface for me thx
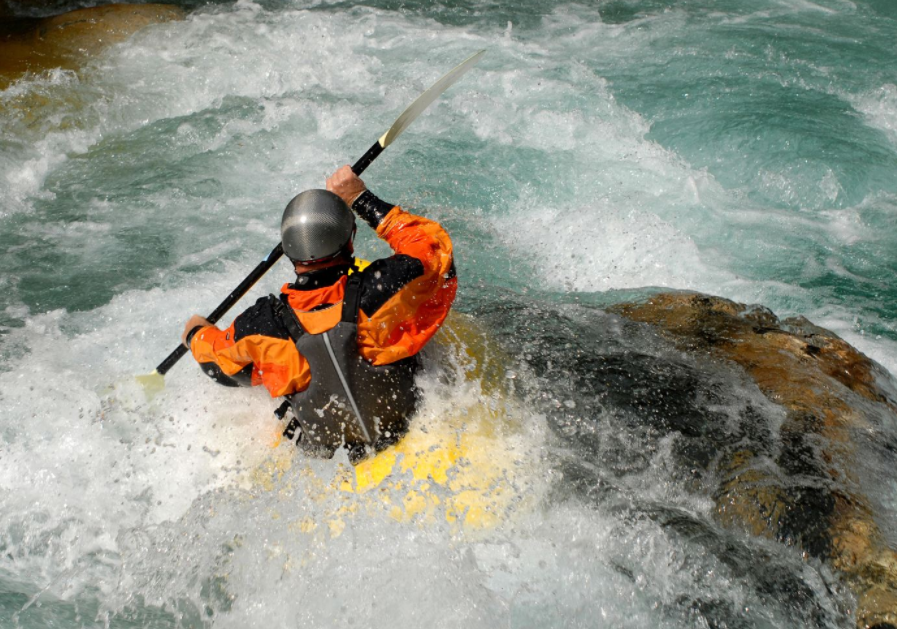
[1,0,896,627]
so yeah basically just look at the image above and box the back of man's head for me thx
[281,189,356,264]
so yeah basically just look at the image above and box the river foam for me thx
[2,0,896,626]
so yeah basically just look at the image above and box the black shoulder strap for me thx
[273,294,306,342]
[341,273,363,324]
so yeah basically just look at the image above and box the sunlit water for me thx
[1,0,896,626]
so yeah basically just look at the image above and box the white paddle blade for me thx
[379,49,486,149]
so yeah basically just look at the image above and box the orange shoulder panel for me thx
[190,324,310,398]
[358,208,457,365]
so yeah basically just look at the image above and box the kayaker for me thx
[180,165,456,462]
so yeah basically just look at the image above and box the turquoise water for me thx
[1,0,896,627]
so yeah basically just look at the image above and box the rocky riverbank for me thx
[0,3,183,88]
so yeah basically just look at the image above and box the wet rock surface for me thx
[610,292,897,629]
[476,290,897,628]
[0,3,183,87]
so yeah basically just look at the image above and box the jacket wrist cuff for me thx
[185,325,205,348]
[351,190,393,229]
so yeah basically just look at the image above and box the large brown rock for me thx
[0,3,183,88]
[612,292,897,629]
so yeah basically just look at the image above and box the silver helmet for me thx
[280,189,356,263]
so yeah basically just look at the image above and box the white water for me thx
[2,0,896,626]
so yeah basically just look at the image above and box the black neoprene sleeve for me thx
[352,191,394,229]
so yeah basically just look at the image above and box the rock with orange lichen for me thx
[0,3,183,88]
[611,291,897,629]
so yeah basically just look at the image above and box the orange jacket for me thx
[189,199,456,398]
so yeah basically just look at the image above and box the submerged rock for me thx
[0,3,183,88]
[611,292,897,629]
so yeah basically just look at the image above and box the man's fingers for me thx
[181,315,211,347]
[327,165,366,207]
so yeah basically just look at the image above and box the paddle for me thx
[137,49,485,394]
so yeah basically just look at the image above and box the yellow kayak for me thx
[250,307,541,536]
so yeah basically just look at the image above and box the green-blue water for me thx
[1,0,896,627]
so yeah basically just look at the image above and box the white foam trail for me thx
[0,279,280,522]
[0,4,387,218]
[496,197,730,293]
[0,269,314,615]
[850,84,897,146]
[774,0,840,15]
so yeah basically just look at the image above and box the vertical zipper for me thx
[322,330,372,443]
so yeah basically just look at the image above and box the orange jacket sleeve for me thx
[354,198,457,365]
[189,298,311,398]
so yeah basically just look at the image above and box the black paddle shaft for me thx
[154,151,381,377]
[352,141,384,176]
[154,242,285,375]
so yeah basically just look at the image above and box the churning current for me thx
[1,0,896,627]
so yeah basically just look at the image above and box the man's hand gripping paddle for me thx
[137,50,485,394]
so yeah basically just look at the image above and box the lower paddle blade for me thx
[136,369,165,396]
